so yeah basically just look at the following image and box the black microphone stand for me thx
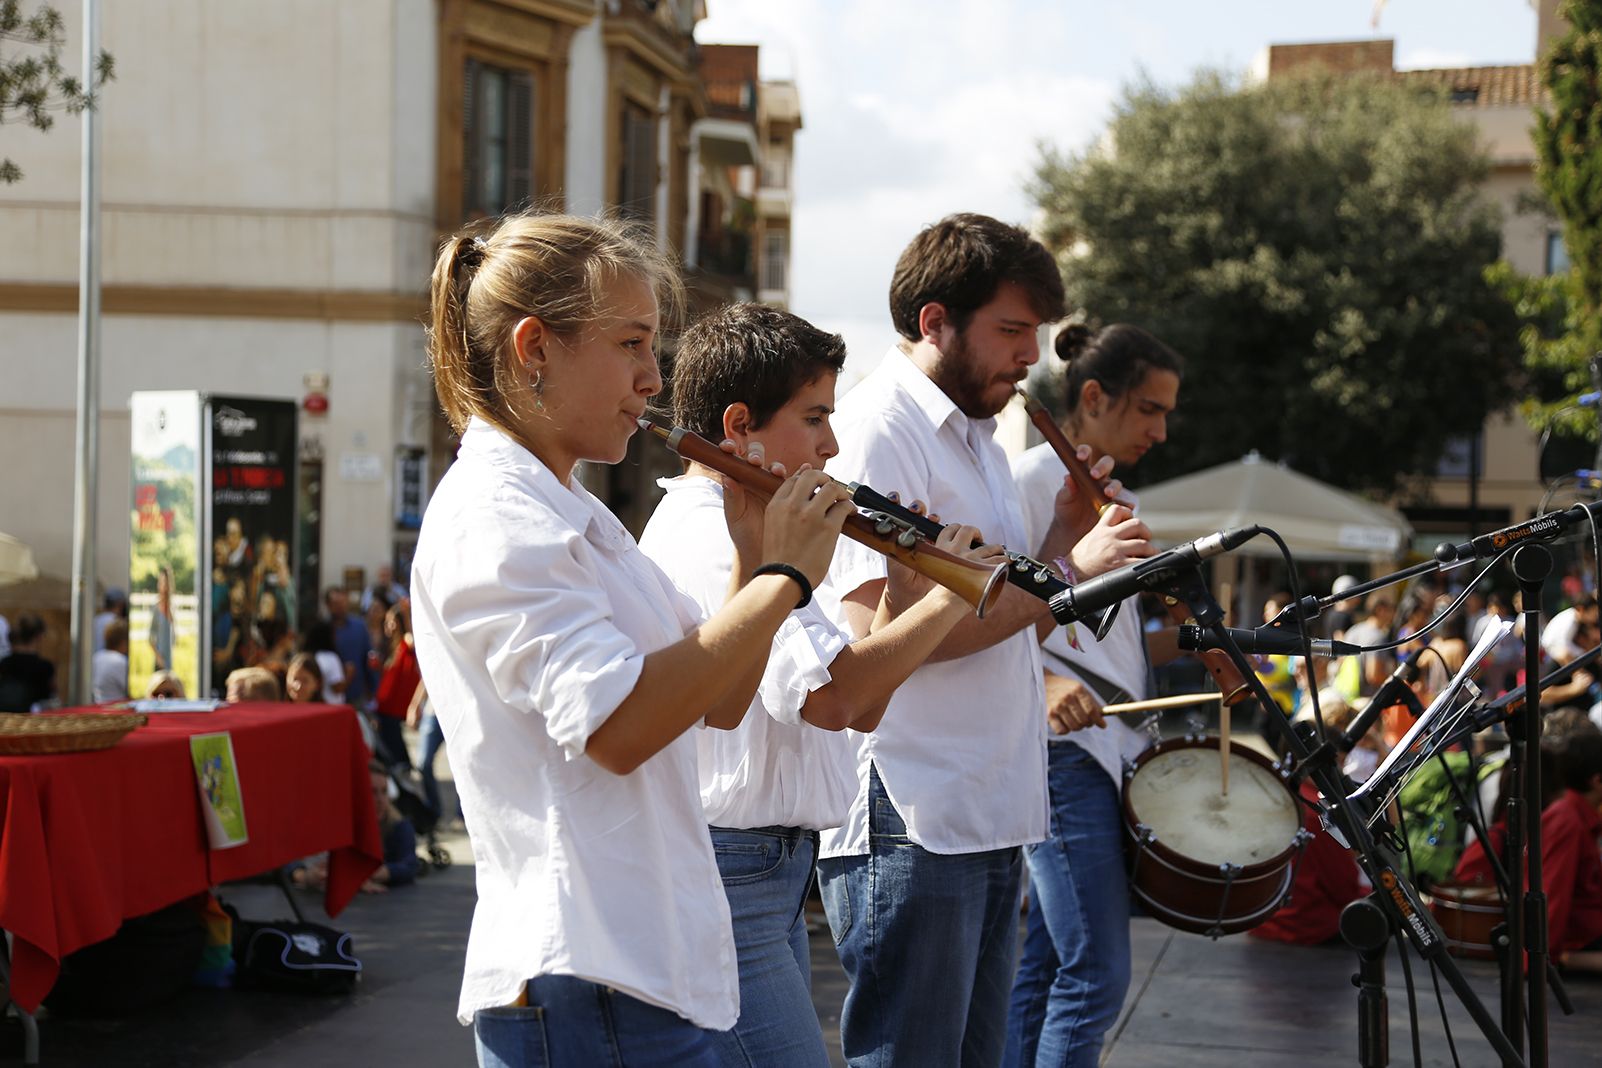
[1506,544,1552,1066]
[1152,563,1527,1067]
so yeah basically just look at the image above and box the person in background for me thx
[326,587,375,713]
[362,563,408,614]
[145,670,185,699]
[284,651,325,704]
[363,760,420,893]
[411,694,459,825]
[302,620,347,704]
[91,587,126,653]
[1325,574,1361,639]
[225,666,281,703]
[0,614,55,712]
[91,619,130,703]
[150,566,175,672]
[374,602,425,769]
[1542,594,1599,667]
[1455,721,1602,970]
[1335,594,1397,705]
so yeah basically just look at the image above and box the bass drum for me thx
[1122,736,1306,937]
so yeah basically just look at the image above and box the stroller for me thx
[364,712,453,873]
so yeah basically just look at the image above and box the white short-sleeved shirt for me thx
[1013,443,1151,787]
[640,475,855,831]
[409,418,737,1030]
[818,346,1048,858]
[1541,606,1583,662]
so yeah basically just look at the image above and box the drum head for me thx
[1126,746,1299,867]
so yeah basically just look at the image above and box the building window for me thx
[1436,432,1483,478]
[762,231,787,292]
[463,59,534,219]
[1547,231,1571,276]
[761,145,790,190]
[619,102,658,223]
[1448,86,1480,104]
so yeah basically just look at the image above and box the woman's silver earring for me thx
[532,371,546,412]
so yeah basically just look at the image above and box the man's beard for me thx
[929,328,1018,419]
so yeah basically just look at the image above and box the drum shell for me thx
[1122,736,1299,937]
[1427,882,1503,961]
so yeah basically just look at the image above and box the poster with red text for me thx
[204,397,299,698]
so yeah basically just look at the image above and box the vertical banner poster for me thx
[205,397,299,698]
[129,392,203,702]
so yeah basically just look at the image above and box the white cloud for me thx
[697,1,1115,344]
[1397,47,1474,70]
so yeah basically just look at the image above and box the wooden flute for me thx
[1014,386,1254,705]
[637,419,1009,617]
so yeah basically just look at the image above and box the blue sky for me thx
[697,0,1543,383]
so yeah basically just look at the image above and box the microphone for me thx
[1048,526,1261,626]
[1338,652,1423,752]
[1177,625,1362,658]
[1434,500,1602,563]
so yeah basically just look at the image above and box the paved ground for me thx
[5,750,1600,1066]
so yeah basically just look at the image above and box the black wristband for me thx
[752,562,813,609]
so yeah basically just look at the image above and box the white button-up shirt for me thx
[1013,442,1152,788]
[819,347,1049,858]
[640,475,855,831]
[409,418,738,1029]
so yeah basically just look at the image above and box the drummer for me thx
[1005,323,1183,1068]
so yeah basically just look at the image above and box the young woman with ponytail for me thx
[1006,323,1184,1068]
[408,213,853,1067]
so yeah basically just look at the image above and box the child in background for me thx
[363,761,419,893]
[283,652,324,703]
[225,666,280,703]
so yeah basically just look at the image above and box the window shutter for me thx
[507,72,534,210]
[621,106,657,222]
[461,59,480,218]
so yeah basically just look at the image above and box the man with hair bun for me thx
[1006,321,1183,1068]
[816,214,1153,1068]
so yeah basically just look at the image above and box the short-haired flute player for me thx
[640,302,999,1067]
[408,212,853,1068]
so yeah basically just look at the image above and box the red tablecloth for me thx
[0,702,382,1013]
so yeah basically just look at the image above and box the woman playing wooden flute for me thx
[409,213,852,1068]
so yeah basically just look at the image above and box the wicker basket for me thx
[0,711,148,755]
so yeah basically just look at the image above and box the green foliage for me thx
[0,0,114,183]
[1488,263,1600,436]
[1032,70,1520,494]
[1512,0,1602,439]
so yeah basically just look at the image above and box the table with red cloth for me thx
[0,701,382,1014]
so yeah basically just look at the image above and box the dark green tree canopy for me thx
[1032,71,1520,495]
[0,0,114,183]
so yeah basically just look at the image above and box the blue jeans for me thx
[474,975,722,1068]
[373,713,412,770]
[708,825,829,1067]
[418,708,458,818]
[818,765,1024,1068]
[1004,744,1131,1068]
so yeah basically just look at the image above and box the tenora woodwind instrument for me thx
[637,419,1008,617]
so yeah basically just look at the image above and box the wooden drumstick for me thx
[1099,692,1225,716]
[1219,694,1231,797]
